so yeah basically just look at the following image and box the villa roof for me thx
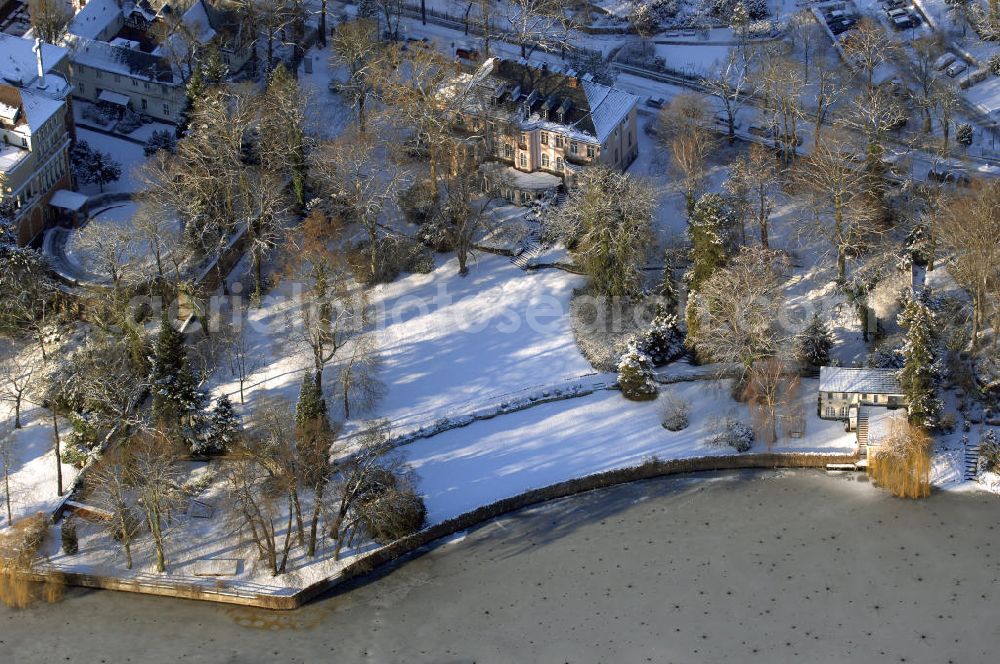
[819,367,903,395]
[0,34,69,87]
[466,58,638,144]
[67,0,123,40]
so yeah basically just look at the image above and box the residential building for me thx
[818,366,906,429]
[64,0,253,124]
[0,35,76,244]
[449,57,639,204]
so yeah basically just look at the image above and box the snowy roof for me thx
[65,34,178,83]
[484,164,561,191]
[819,367,903,395]
[49,189,88,211]
[863,407,909,447]
[19,87,66,131]
[67,0,123,40]
[463,58,638,144]
[0,34,69,87]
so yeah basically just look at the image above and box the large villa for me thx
[449,57,640,203]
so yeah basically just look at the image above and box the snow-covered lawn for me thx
[1,343,79,529]
[74,128,146,195]
[369,254,594,428]
[403,379,856,523]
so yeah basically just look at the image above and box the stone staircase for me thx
[510,228,544,271]
[964,442,981,481]
[856,416,869,460]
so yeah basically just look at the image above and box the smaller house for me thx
[858,406,909,461]
[818,366,905,431]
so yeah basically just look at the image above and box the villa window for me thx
[556,156,563,171]
[163,104,170,115]
[141,98,147,111]
[541,154,549,167]
[628,131,632,146]
[555,135,563,148]
[541,132,548,145]
[586,145,595,158]
[519,153,527,168]
[826,407,836,418]
[504,144,513,158]
[570,142,578,154]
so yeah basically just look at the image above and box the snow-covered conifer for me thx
[617,344,658,401]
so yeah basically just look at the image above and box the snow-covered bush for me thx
[360,486,427,544]
[143,130,177,157]
[868,335,905,369]
[706,416,754,452]
[636,311,685,366]
[979,430,1000,474]
[61,411,100,467]
[350,234,434,284]
[618,344,658,401]
[660,393,691,431]
[61,518,79,555]
[398,180,438,227]
[956,123,974,147]
[114,109,143,134]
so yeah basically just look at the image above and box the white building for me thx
[64,0,254,124]
[0,35,76,244]
[818,366,906,430]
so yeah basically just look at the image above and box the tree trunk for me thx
[307,481,325,557]
[277,497,294,574]
[13,395,21,429]
[291,487,305,547]
[320,0,328,47]
[51,410,62,496]
[3,465,11,524]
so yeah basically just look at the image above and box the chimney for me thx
[33,38,45,87]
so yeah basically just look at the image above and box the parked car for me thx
[934,53,957,71]
[645,97,665,109]
[946,62,968,78]
[884,0,906,7]
[829,18,857,35]
[928,169,971,186]
[456,46,481,61]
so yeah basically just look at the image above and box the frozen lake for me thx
[3,470,999,662]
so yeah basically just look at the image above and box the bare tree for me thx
[725,143,778,248]
[88,448,142,569]
[810,56,846,151]
[930,81,961,155]
[744,356,800,448]
[337,332,383,420]
[131,203,182,284]
[935,181,1000,350]
[841,87,907,173]
[657,93,717,214]
[27,0,71,44]
[841,19,898,94]
[126,431,182,573]
[500,0,577,59]
[330,19,382,133]
[754,44,805,165]
[439,154,511,275]
[794,137,880,281]
[73,222,137,292]
[686,247,788,381]
[311,130,403,283]
[905,36,945,134]
[225,324,261,406]
[0,423,16,525]
[701,49,751,145]
[0,343,39,429]
[328,419,400,560]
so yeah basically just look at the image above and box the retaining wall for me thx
[28,453,856,610]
